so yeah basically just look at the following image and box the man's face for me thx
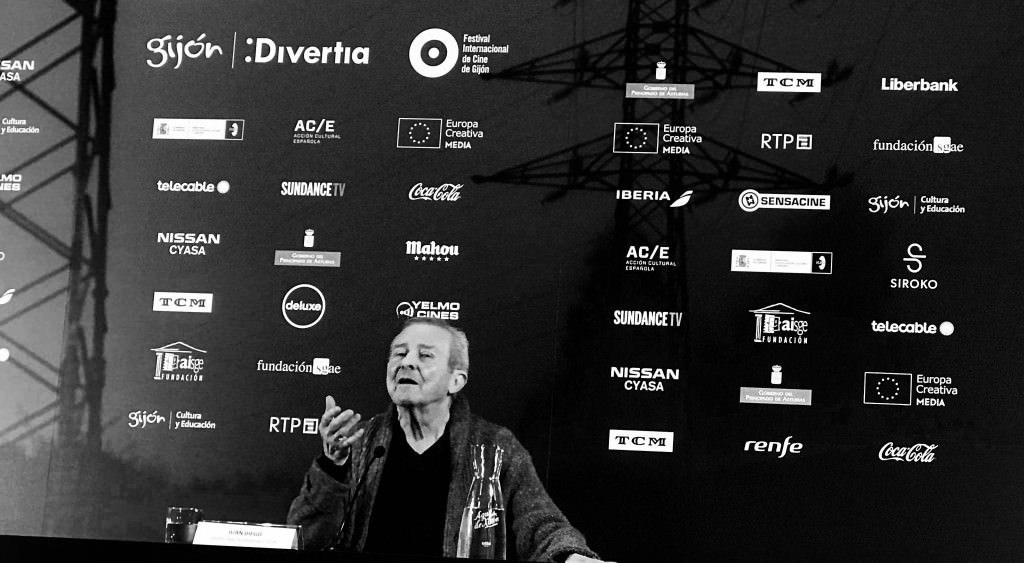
[386,323,466,407]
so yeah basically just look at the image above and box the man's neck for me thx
[396,396,452,454]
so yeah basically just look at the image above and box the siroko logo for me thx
[151,342,206,382]
[891,243,937,290]
[750,303,810,345]
[396,301,461,320]
[738,189,830,212]
[743,436,803,458]
[870,320,954,336]
[408,28,459,78]
[760,133,812,150]
[281,284,326,329]
[612,310,683,327]
[152,292,213,313]
[406,240,459,262]
[157,179,230,194]
[409,182,463,202]
[608,430,674,452]
[146,33,370,69]
[610,366,679,392]
[757,72,821,93]
[878,442,938,462]
[269,416,320,434]
[156,232,221,256]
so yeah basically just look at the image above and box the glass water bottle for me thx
[457,443,506,559]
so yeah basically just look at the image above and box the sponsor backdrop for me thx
[2,1,1024,560]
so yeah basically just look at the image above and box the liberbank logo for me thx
[757,72,821,93]
[146,33,370,69]
[153,292,213,313]
[751,303,810,345]
[608,430,674,453]
[881,77,958,92]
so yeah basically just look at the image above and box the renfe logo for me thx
[608,430,674,452]
[744,436,803,458]
[281,284,326,329]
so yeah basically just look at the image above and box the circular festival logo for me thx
[281,284,326,329]
[409,28,459,78]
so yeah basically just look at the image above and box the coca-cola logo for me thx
[878,442,937,463]
[408,182,462,202]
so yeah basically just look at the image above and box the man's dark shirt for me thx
[362,419,452,557]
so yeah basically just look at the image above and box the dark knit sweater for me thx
[286,396,598,562]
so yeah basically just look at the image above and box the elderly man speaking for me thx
[287,318,610,562]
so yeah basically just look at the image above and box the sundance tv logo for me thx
[608,430,674,453]
[612,310,683,327]
[153,292,213,313]
[281,284,326,329]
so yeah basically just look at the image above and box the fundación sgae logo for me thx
[281,284,326,329]
[146,32,370,69]
[608,430,674,453]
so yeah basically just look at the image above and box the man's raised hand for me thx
[320,395,365,466]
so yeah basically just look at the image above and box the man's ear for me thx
[448,370,468,394]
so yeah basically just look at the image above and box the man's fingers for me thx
[337,428,365,449]
[326,412,361,442]
[325,395,336,410]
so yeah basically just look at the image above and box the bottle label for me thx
[473,509,500,530]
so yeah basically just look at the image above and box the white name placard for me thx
[192,521,301,550]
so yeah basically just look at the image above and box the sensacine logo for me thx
[281,284,326,329]
[396,301,460,320]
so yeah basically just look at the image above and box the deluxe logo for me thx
[891,243,937,290]
[625,245,677,272]
[128,410,167,429]
[0,173,22,191]
[739,364,812,406]
[872,137,964,154]
[256,358,341,376]
[153,118,244,141]
[406,240,459,261]
[396,301,461,320]
[156,232,221,256]
[608,430,674,452]
[0,59,35,82]
[146,33,370,69]
[760,133,812,150]
[409,182,463,202]
[738,189,830,212]
[292,118,340,145]
[280,181,346,198]
[151,342,206,382]
[611,122,702,155]
[152,292,213,313]
[408,28,509,78]
[396,118,483,150]
[864,372,958,407]
[879,443,938,462]
[269,416,320,434]
[732,250,832,275]
[757,72,821,93]
[612,310,683,327]
[750,303,810,345]
[281,284,326,329]
[610,366,679,392]
[870,320,954,336]
[881,77,958,92]
[743,436,803,458]
[157,179,230,194]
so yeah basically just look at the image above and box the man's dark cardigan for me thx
[286,396,599,561]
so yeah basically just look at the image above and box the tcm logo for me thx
[757,72,821,93]
[760,133,812,150]
[396,301,461,320]
[151,342,206,382]
[269,417,319,434]
[608,430,674,453]
[744,436,803,458]
[153,292,213,313]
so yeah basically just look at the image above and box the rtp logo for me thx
[864,372,912,406]
[397,118,443,149]
[409,28,459,78]
[612,122,660,154]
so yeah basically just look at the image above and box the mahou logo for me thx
[409,182,462,202]
[878,442,937,463]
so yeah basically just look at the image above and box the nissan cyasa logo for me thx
[281,284,326,329]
